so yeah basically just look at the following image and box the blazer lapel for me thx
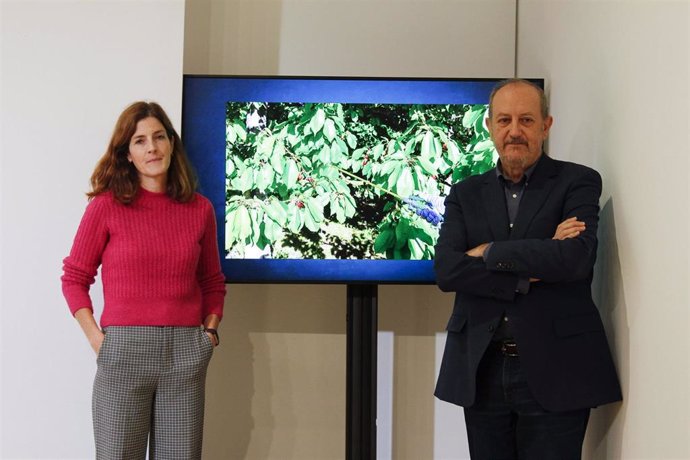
[510,155,559,240]
[482,172,511,242]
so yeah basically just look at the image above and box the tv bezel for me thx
[181,75,539,284]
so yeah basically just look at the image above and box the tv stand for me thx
[346,284,377,460]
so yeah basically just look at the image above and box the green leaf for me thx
[234,122,247,142]
[386,163,403,190]
[474,106,488,132]
[323,119,336,142]
[351,158,362,173]
[343,194,357,217]
[271,141,285,173]
[261,135,276,158]
[380,161,397,176]
[302,156,313,170]
[396,167,414,198]
[404,139,415,156]
[394,219,410,249]
[434,138,443,157]
[249,208,262,243]
[303,208,319,232]
[408,238,425,260]
[319,144,331,164]
[446,141,460,164]
[256,164,275,192]
[264,198,288,225]
[463,107,483,129]
[330,141,343,164]
[387,139,398,155]
[310,108,326,134]
[421,131,435,156]
[417,155,437,175]
[305,197,324,223]
[262,218,279,243]
[225,208,237,245]
[352,148,366,160]
[412,165,425,191]
[234,205,252,241]
[330,198,343,222]
[410,226,435,245]
[226,122,237,144]
[236,168,254,192]
[473,139,495,152]
[283,159,299,189]
[346,133,357,149]
[226,158,235,177]
[336,138,348,156]
[287,204,303,233]
[374,228,394,253]
[371,143,384,160]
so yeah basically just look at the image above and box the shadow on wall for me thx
[200,282,452,459]
[202,285,259,460]
[201,284,347,460]
[183,0,283,75]
[379,285,454,459]
[585,197,630,459]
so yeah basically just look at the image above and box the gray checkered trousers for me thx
[93,326,214,459]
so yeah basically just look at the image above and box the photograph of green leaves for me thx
[225,102,496,261]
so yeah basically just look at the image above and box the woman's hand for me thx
[205,331,219,347]
[74,308,105,355]
[90,330,106,355]
[204,314,221,347]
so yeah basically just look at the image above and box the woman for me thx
[61,101,226,459]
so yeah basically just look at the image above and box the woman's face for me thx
[127,116,173,190]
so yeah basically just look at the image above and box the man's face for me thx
[486,83,553,172]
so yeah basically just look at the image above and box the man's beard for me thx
[499,144,539,170]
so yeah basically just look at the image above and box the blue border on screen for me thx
[182,76,502,284]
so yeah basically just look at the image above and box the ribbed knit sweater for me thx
[62,189,226,327]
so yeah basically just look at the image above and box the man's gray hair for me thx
[488,79,549,119]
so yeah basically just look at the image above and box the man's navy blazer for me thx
[434,154,622,412]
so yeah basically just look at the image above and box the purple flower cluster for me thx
[403,195,444,226]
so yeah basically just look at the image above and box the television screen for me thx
[182,76,522,284]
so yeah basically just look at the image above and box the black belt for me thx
[489,340,519,357]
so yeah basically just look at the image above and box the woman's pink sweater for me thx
[62,189,226,327]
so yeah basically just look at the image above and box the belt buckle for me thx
[501,341,519,357]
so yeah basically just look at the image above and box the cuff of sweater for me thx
[70,305,94,317]
[202,298,225,321]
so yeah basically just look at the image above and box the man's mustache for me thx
[506,138,528,145]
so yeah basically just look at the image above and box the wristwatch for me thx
[204,327,219,346]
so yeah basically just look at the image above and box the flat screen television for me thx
[181,76,527,284]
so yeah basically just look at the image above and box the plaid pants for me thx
[93,326,214,460]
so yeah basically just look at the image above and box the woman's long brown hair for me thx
[88,102,197,203]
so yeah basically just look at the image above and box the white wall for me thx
[184,0,517,78]
[518,1,690,458]
[0,1,185,458]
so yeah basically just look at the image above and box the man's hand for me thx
[553,217,585,240]
[465,242,490,258]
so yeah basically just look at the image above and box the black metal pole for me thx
[346,284,378,460]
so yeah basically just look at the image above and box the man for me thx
[434,79,621,459]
